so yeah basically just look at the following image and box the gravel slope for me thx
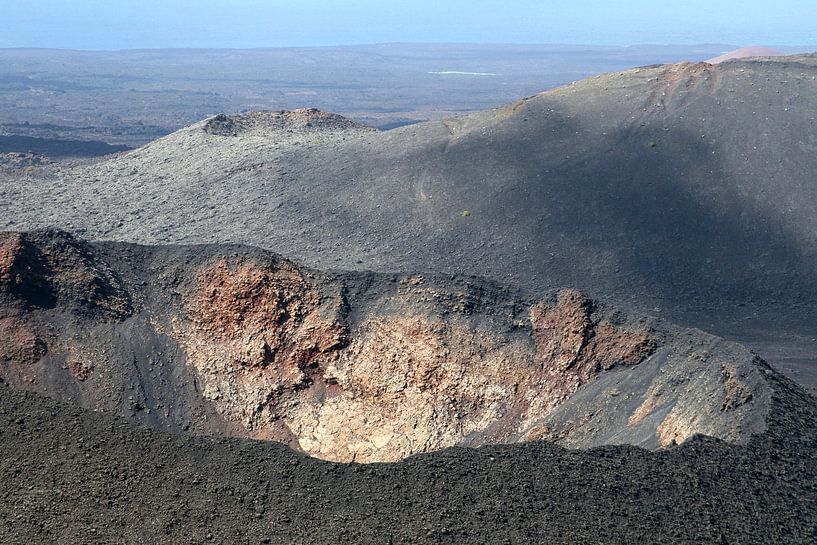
[1,369,815,544]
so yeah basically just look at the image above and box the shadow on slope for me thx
[367,99,817,340]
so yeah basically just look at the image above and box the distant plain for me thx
[0,43,764,150]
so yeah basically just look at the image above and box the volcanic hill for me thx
[707,46,784,64]
[4,55,817,392]
[2,55,817,543]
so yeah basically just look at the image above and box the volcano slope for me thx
[4,55,817,391]
[0,372,815,545]
[1,229,816,544]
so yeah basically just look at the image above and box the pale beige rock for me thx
[168,262,657,462]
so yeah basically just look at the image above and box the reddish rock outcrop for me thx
[294,314,536,462]
[531,289,655,400]
[0,317,47,366]
[0,233,22,278]
[171,259,346,435]
[1,231,131,318]
[0,232,772,463]
[0,233,34,297]
[171,268,657,462]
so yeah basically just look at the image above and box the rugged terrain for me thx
[0,229,773,463]
[0,345,815,544]
[4,54,817,392]
[2,53,817,543]
[1,229,816,543]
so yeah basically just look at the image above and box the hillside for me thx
[3,53,817,544]
[5,54,817,390]
[0,374,815,544]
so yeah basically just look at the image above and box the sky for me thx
[1,0,815,50]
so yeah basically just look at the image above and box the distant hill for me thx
[707,46,784,64]
[0,44,738,146]
[5,54,817,390]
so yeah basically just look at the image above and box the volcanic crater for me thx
[0,229,773,463]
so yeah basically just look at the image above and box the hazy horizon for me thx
[2,0,815,50]
[0,42,780,53]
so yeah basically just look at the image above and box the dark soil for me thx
[0,370,815,544]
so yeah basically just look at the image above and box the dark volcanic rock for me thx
[0,362,814,544]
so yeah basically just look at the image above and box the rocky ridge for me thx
[203,109,372,136]
[0,152,51,171]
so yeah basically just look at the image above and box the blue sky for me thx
[2,0,815,49]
